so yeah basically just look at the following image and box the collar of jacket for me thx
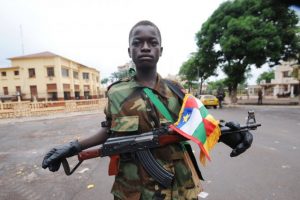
[131,73,171,99]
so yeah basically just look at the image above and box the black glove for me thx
[42,140,81,172]
[219,121,253,157]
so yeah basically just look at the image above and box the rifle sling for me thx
[143,87,174,123]
[164,79,185,100]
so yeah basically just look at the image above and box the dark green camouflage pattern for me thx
[105,74,200,200]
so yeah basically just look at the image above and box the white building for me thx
[260,61,299,97]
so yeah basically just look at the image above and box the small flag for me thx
[170,94,221,165]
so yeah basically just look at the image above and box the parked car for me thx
[198,95,219,109]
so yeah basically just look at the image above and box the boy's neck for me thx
[136,68,157,88]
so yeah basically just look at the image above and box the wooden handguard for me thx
[78,148,101,161]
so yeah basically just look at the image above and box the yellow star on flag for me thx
[183,114,190,122]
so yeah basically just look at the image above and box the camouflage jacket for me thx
[105,74,200,200]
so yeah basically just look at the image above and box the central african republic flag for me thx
[169,94,221,165]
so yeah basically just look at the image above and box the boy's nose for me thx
[141,42,150,51]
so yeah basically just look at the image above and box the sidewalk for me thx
[232,97,299,106]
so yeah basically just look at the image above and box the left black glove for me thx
[219,121,253,157]
[42,140,81,172]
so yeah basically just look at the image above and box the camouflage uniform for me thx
[105,74,200,200]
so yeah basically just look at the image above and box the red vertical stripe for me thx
[184,96,199,108]
[203,118,216,136]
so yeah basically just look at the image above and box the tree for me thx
[179,54,198,93]
[196,0,300,103]
[101,78,109,85]
[256,70,275,84]
[206,79,226,94]
[179,53,216,94]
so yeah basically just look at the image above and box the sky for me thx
[0,0,288,85]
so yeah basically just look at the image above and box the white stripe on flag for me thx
[178,108,203,136]
[196,97,204,108]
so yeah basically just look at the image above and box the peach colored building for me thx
[260,61,299,97]
[0,51,101,101]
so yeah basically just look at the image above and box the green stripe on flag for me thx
[200,105,208,118]
[193,122,207,143]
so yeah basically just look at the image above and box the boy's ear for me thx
[160,47,163,56]
[128,47,131,58]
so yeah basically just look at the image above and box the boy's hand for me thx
[42,141,81,172]
[219,121,253,157]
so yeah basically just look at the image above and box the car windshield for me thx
[203,95,215,99]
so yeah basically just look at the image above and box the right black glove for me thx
[219,121,253,157]
[42,140,81,172]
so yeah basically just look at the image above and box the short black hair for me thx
[128,20,162,44]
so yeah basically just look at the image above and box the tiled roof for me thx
[8,51,58,60]
[7,51,98,72]
[0,66,20,70]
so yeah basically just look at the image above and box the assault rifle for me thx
[61,110,261,188]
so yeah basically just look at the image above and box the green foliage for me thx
[179,52,217,94]
[207,79,226,93]
[292,66,300,80]
[195,0,300,102]
[256,70,275,84]
[206,79,248,95]
[179,54,199,81]
[101,78,109,85]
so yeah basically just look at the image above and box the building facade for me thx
[0,51,101,101]
[260,61,299,97]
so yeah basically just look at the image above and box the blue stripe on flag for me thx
[177,108,193,128]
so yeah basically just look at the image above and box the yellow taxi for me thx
[198,95,219,109]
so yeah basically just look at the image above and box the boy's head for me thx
[129,20,161,45]
[128,20,163,70]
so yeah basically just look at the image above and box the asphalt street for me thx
[0,105,299,200]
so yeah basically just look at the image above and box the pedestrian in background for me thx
[258,89,263,105]
[217,89,225,108]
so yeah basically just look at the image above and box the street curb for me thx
[224,104,300,108]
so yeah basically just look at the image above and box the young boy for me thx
[42,20,252,200]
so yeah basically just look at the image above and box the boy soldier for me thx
[42,20,253,200]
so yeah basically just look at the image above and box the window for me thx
[16,86,21,96]
[61,68,69,77]
[282,71,291,78]
[73,71,78,79]
[28,68,36,78]
[3,87,8,95]
[82,72,89,80]
[14,70,19,76]
[30,85,38,100]
[1,71,6,76]
[47,67,55,77]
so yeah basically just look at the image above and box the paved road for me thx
[0,106,299,200]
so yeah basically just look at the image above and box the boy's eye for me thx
[151,41,159,46]
[132,40,140,46]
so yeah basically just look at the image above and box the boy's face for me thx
[128,25,163,70]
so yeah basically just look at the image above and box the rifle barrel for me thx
[220,123,261,135]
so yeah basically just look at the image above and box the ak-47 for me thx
[62,110,261,188]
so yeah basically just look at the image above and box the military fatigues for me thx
[105,74,200,200]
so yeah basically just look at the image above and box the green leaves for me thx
[193,0,299,102]
[256,70,275,84]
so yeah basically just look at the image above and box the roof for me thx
[8,51,99,72]
[0,66,20,70]
[8,51,58,60]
